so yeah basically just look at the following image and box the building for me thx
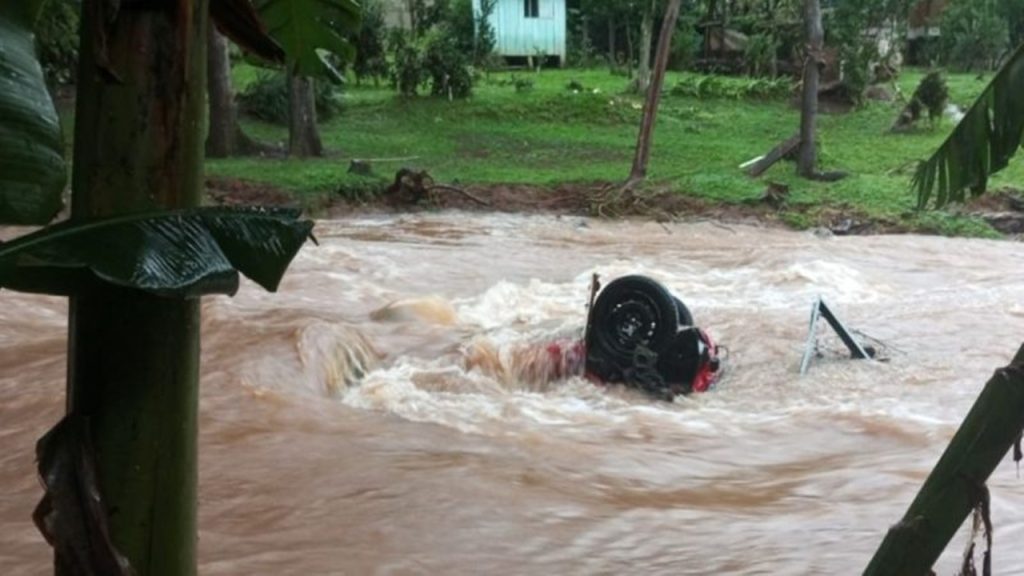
[473,0,567,65]
[908,0,949,40]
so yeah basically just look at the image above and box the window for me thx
[524,0,539,18]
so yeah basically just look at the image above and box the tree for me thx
[287,71,324,156]
[628,0,683,185]
[797,0,822,178]
[635,0,658,93]
[914,42,1024,209]
[0,1,354,573]
[254,0,361,157]
[206,28,265,157]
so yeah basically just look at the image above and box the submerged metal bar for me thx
[800,297,871,376]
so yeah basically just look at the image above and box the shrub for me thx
[237,72,343,124]
[422,25,474,98]
[472,0,498,67]
[34,0,80,86]
[669,12,702,71]
[743,32,780,78]
[939,0,1009,71]
[388,29,425,96]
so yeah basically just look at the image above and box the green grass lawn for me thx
[205,65,1023,236]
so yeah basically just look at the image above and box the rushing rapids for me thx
[2,213,1024,574]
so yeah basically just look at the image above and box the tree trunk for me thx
[206,27,263,157]
[625,13,635,79]
[628,0,683,185]
[287,69,323,157]
[608,19,617,70]
[864,343,1024,575]
[636,0,657,93]
[797,0,822,178]
[66,0,206,574]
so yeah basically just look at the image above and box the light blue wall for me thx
[473,0,566,62]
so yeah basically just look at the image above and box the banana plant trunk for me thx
[65,0,207,574]
[287,69,323,157]
[207,27,261,158]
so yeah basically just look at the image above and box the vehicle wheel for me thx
[585,275,680,369]
[674,297,695,327]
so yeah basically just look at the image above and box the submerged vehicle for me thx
[582,275,721,400]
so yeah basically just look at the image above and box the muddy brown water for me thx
[3,214,1024,575]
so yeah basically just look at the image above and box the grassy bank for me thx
[205,66,1022,236]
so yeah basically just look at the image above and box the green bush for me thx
[939,0,1009,71]
[237,72,343,124]
[422,25,474,98]
[34,0,80,86]
[388,29,425,96]
[472,0,498,67]
[743,32,780,78]
[669,12,702,71]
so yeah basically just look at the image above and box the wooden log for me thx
[744,133,801,177]
[864,343,1024,576]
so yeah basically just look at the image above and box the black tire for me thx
[674,297,695,327]
[585,275,680,369]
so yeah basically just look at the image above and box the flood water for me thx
[2,214,1024,575]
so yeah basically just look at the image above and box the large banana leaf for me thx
[0,207,314,298]
[211,0,286,63]
[255,0,361,82]
[914,43,1024,209]
[0,3,68,225]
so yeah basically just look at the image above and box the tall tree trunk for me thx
[797,0,822,178]
[608,19,617,71]
[206,27,263,157]
[287,69,323,157]
[206,27,254,158]
[625,13,635,79]
[67,0,206,573]
[628,0,683,186]
[636,0,657,93]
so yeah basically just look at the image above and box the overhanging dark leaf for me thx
[255,0,362,81]
[0,207,314,298]
[33,415,134,576]
[211,0,285,64]
[914,43,1024,209]
[0,11,68,225]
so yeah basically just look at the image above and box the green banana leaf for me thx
[914,43,1024,209]
[0,207,315,298]
[255,0,361,82]
[0,4,68,225]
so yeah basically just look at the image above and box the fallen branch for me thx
[745,133,801,177]
[427,185,491,207]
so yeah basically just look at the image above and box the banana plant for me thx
[0,1,355,574]
[0,1,66,224]
[254,0,361,82]
[914,42,1024,209]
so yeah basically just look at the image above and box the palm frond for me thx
[914,43,1024,209]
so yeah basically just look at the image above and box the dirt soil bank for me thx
[206,177,1024,238]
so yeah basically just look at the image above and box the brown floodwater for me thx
[2,214,1024,575]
